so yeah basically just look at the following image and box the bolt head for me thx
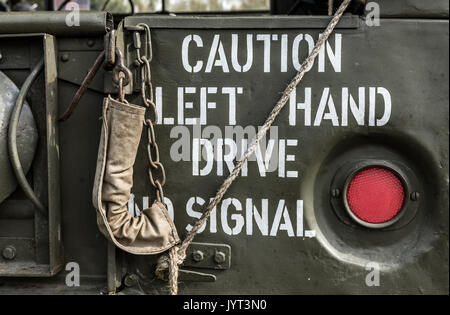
[2,246,16,260]
[331,188,341,198]
[60,53,69,62]
[192,250,204,262]
[87,40,95,47]
[410,192,420,201]
[214,251,226,264]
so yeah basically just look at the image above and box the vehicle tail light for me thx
[345,167,405,224]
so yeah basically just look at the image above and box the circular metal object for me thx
[343,164,408,229]
[60,53,69,62]
[410,191,420,201]
[331,188,340,198]
[214,251,226,264]
[192,250,204,262]
[0,71,38,204]
[2,245,16,260]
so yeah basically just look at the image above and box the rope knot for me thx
[155,246,185,295]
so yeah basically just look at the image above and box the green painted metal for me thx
[0,12,113,37]
[0,12,448,295]
[183,242,231,270]
[120,16,449,294]
[124,15,360,29]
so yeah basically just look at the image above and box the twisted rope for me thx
[156,0,352,295]
[328,0,334,16]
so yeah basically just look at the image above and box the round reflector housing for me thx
[344,167,405,227]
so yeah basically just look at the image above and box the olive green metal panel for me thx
[56,37,108,278]
[0,12,113,37]
[0,14,447,295]
[119,16,448,294]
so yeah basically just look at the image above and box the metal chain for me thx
[112,47,132,104]
[133,23,166,204]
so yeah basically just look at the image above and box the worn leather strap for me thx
[92,96,179,255]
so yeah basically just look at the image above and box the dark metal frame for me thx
[0,33,63,277]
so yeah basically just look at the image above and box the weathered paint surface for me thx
[0,15,448,294]
[125,18,448,294]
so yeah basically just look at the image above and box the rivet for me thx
[214,251,226,264]
[331,188,341,198]
[2,246,16,260]
[410,192,420,201]
[60,53,69,62]
[192,250,204,262]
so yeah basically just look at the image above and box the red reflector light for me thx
[345,167,405,224]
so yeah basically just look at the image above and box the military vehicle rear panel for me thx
[0,0,448,295]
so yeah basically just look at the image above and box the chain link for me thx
[133,24,167,205]
[112,47,132,104]
[145,120,160,169]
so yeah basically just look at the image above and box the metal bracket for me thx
[178,270,216,282]
[183,242,231,270]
